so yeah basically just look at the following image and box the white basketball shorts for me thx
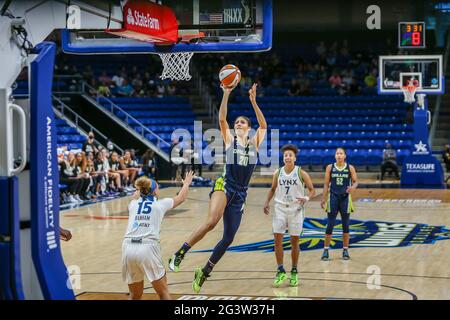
[121,239,165,284]
[273,203,305,236]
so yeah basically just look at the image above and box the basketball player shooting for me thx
[121,171,194,300]
[264,144,315,287]
[169,82,267,294]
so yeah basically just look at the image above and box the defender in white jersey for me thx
[264,145,315,287]
[122,171,194,300]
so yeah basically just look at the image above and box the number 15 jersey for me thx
[124,197,174,241]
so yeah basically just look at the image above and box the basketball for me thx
[219,64,241,88]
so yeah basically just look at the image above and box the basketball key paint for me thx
[193,217,450,253]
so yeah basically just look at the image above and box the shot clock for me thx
[398,22,425,48]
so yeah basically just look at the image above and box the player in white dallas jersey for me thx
[122,171,194,300]
[264,144,315,287]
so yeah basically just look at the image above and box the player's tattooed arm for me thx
[321,165,332,209]
[264,170,278,215]
[249,83,267,149]
[347,165,358,194]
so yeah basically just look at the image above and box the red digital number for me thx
[412,32,421,45]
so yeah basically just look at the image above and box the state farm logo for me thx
[127,8,135,25]
[126,7,160,30]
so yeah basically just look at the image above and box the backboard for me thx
[378,55,444,94]
[62,0,272,54]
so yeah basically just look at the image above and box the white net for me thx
[158,52,194,81]
[401,84,417,104]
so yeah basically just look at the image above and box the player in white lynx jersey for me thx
[122,171,194,300]
[264,144,315,287]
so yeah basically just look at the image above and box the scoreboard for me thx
[398,22,426,48]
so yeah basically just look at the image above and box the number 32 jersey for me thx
[330,162,352,195]
[124,197,174,241]
[274,166,305,206]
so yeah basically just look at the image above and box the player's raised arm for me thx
[320,164,332,210]
[249,84,267,150]
[172,170,194,209]
[264,169,279,215]
[218,85,236,147]
[347,165,358,194]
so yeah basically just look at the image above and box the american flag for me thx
[199,12,223,25]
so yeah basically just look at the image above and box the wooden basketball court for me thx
[61,186,450,300]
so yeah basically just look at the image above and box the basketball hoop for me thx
[158,52,194,81]
[401,84,418,104]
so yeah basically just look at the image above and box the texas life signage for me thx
[401,102,444,187]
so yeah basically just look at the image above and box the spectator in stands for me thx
[109,151,130,192]
[117,79,134,97]
[73,152,91,200]
[132,74,143,88]
[106,139,116,153]
[83,132,98,154]
[59,153,83,204]
[102,149,122,194]
[328,69,342,88]
[156,82,166,98]
[167,83,177,96]
[443,144,450,183]
[146,79,157,97]
[94,151,108,196]
[142,149,157,179]
[97,81,111,97]
[364,68,377,88]
[112,72,125,88]
[288,79,301,96]
[98,71,112,86]
[381,143,399,180]
[121,150,139,189]
[85,153,103,196]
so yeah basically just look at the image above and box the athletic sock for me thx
[343,247,348,250]
[202,260,215,276]
[291,266,298,273]
[324,247,329,250]
[176,242,191,256]
[277,265,286,273]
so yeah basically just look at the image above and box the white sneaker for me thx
[67,195,78,204]
[74,195,83,203]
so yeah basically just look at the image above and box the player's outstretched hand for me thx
[263,201,270,215]
[60,228,72,241]
[248,83,257,103]
[221,82,238,93]
[182,170,194,186]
